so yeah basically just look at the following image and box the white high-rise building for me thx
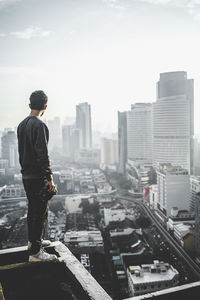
[62,125,73,158]
[194,136,200,175]
[190,176,200,212]
[153,71,194,174]
[47,116,62,152]
[127,103,152,162]
[71,128,81,152]
[149,184,158,210]
[0,130,2,157]
[62,125,81,160]
[100,138,118,165]
[118,111,127,175]
[195,192,200,257]
[76,102,92,149]
[156,163,190,219]
[1,131,18,169]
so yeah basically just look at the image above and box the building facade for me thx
[195,192,200,257]
[118,111,127,175]
[156,163,190,218]
[0,159,9,175]
[62,125,73,158]
[126,159,155,192]
[167,210,195,232]
[149,184,158,211]
[194,137,200,175]
[62,125,81,161]
[76,102,92,149]
[75,149,100,166]
[64,230,104,252]
[2,184,25,198]
[190,176,200,212]
[47,116,62,152]
[1,131,18,169]
[153,71,194,174]
[100,138,118,166]
[103,206,135,227]
[127,103,152,162]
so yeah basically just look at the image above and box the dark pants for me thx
[23,178,49,255]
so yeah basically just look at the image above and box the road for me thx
[116,195,200,281]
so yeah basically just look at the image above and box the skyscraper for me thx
[1,131,18,168]
[0,130,2,157]
[127,103,152,162]
[100,138,118,165]
[118,111,127,175]
[62,125,73,158]
[62,126,81,161]
[153,71,194,173]
[71,128,81,153]
[194,192,200,257]
[47,116,62,152]
[76,102,92,149]
[194,137,200,175]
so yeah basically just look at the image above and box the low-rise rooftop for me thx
[128,261,179,284]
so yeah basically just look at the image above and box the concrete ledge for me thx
[0,245,28,255]
[54,241,112,300]
[0,241,112,300]
[0,282,5,300]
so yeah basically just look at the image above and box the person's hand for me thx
[47,180,57,194]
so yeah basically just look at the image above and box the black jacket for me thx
[17,116,52,181]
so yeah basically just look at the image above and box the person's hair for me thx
[29,90,48,110]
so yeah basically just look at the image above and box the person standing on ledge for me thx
[17,90,58,261]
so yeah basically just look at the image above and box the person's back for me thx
[17,115,52,181]
[17,90,57,262]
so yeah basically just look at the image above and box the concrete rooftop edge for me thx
[0,241,112,300]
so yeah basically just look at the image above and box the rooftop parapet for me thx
[0,241,112,300]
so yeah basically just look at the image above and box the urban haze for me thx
[1,1,200,300]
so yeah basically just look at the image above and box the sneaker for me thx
[41,239,51,247]
[28,239,51,250]
[29,249,58,262]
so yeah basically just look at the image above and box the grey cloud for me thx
[138,0,200,20]
[137,0,200,5]
[0,0,21,10]
[10,26,52,39]
[102,0,126,9]
[103,0,200,20]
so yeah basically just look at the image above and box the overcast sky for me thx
[1,0,200,133]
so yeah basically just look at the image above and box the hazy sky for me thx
[1,0,200,133]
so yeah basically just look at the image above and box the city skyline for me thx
[1,0,200,133]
